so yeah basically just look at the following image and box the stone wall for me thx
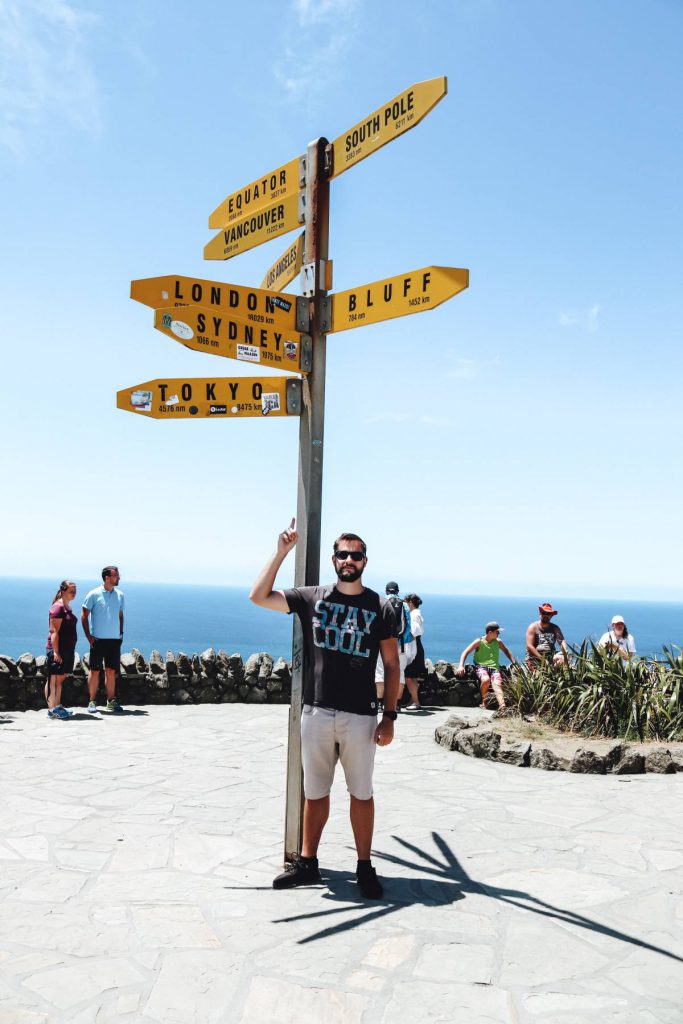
[0,649,482,712]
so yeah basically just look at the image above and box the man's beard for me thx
[335,563,363,583]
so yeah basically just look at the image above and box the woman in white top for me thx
[403,594,425,710]
[598,615,636,663]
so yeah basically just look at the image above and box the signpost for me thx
[117,376,302,419]
[131,275,301,332]
[204,192,304,261]
[209,156,303,229]
[329,77,447,178]
[121,74,468,870]
[261,233,305,292]
[329,266,469,332]
[153,305,312,373]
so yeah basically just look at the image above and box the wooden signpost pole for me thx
[283,137,330,862]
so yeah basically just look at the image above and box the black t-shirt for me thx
[283,584,396,716]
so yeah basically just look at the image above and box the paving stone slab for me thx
[0,705,681,1023]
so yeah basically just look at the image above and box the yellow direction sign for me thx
[154,305,311,373]
[204,192,303,261]
[208,156,302,229]
[330,266,468,333]
[131,276,299,332]
[117,377,302,419]
[330,77,447,179]
[261,232,304,292]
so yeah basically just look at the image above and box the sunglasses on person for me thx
[334,550,365,562]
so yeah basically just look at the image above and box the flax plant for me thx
[504,644,683,743]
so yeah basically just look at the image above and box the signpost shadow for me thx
[272,831,683,960]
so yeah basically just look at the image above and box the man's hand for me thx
[278,518,298,555]
[374,717,394,747]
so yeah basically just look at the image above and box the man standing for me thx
[249,520,400,899]
[375,582,414,711]
[526,602,569,668]
[82,566,125,713]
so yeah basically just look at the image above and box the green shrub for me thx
[505,645,683,742]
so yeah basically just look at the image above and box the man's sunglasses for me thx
[334,550,365,562]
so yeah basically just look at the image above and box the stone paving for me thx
[0,704,681,1023]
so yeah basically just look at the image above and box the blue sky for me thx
[1,0,681,599]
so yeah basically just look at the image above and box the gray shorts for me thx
[301,705,377,800]
[375,649,409,685]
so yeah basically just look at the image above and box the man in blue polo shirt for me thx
[82,566,125,713]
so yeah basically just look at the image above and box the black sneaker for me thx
[272,854,322,889]
[356,862,384,900]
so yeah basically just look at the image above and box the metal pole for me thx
[283,138,330,863]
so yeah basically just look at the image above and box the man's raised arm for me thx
[249,518,298,613]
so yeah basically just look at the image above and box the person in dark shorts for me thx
[403,594,425,709]
[81,566,125,713]
[526,602,569,668]
[45,580,78,720]
[250,519,400,900]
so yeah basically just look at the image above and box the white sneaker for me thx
[87,701,98,714]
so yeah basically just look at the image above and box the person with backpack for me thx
[375,582,415,710]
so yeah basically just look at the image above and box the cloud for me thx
[0,0,100,156]
[275,0,361,103]
[447,355,500,380]
[294,0,359,25]
[559,304,601,334]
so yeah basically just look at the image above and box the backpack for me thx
[387,595,412,651]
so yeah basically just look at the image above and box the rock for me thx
[82,652,90,671]
[244,653,261,680]
[196,685,219,703]
[433,660,454,680]
[191,654,202,676]
[237,683,250,700]
[71,652,85,677]
[266,678,282,694]
[445,714,470,731]
[495,738,531,767]
[165,652,177,676]
[246,687,268,703]
[603,743,629,771]
[131,648,148,673]
[149,650,165,674]
[570,748,607,774]
[0,658,11,676]
[258,654,274,681]
[644,748,676,774]
[457,727,501,759]
[175,689,193,704]
[176,652,192,676]
[529,745,572,772]
[155,677,170,691]
[271,656,289,679]
[0,656,18,676]
[613,750,645,774]
[35,655,47,674]
[17,653,36,676]
[120,653,138,675]
[670,744,683,771]
[434,725,460,751]
[200,648,216,673]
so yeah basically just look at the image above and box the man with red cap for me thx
[525,603,569,668]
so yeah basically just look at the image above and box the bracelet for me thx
[382,710,398,721]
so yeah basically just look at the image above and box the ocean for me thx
[1,576,681,664]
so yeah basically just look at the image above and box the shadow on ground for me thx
[269,831,683,959]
